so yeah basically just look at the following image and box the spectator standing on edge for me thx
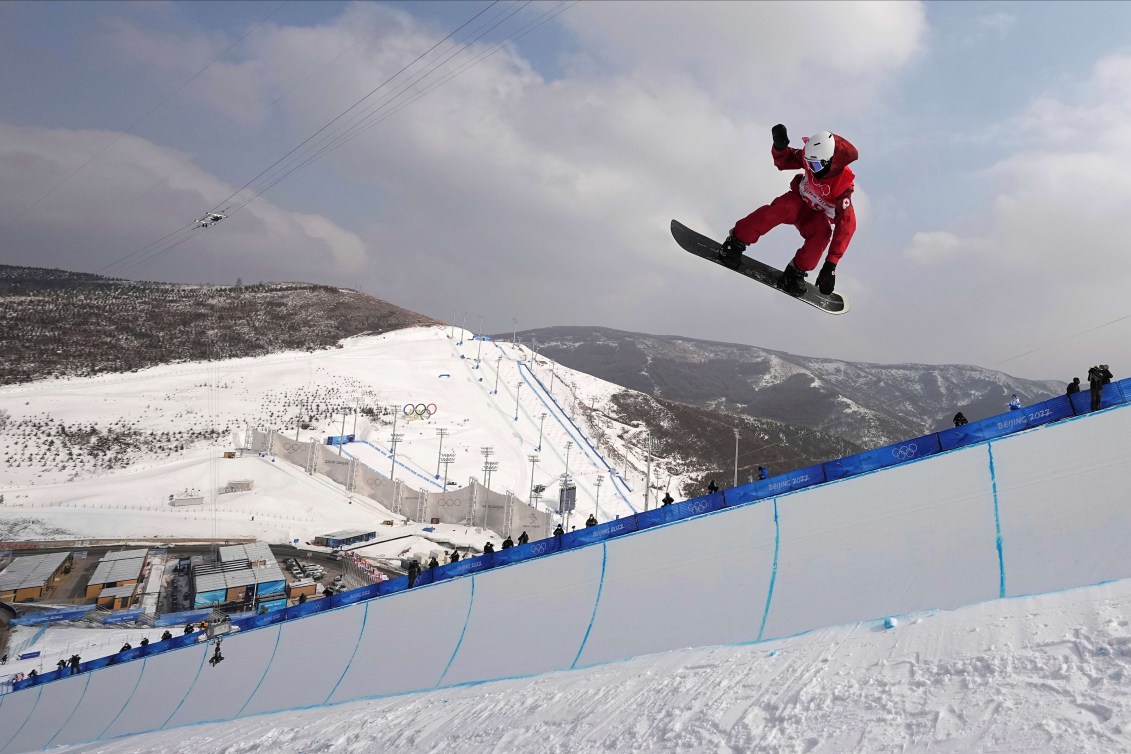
[482,542,495,554]
[953,412,968,427]
[161,630,173,641]
[661,492,674,506]
[1089,365,1114,411]
[1008,394,1022,411]
[428,556,439,570]
[553,523,564,536]
[184,623,193,635]
[707,479,719,494]
[585,514,598,527]
[517,531,529,545]
[57,659,67,673]
[406,559,419,588]
[758,466,770,480]
[500,536,513,549]
[68,654,80,674]
[120,642,131,653]
[1067,377,1081,395]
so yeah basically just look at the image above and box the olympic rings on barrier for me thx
[281,442,304,453]
[688,501,710,515]
[890,443,918,461]
[403,403,438,420]
[437,498,464,508]
[530,543,549,555]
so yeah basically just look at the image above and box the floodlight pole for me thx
[733,428,739,488]
[493,356,502,394]
[514,381,522,421]
[435,428,449,479]
[528,454,539,507]
[537,413,548,451]
[474,315,484,368]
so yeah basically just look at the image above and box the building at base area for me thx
[191,543,286,611]
[0,551,72,602]
[312,529,377,549]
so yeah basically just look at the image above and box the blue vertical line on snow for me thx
[324,601,370,704]
[97,657,149,740]
[158,647,207,731]
[987,442,1006,598]
[236,623,283,717]
[436,577,476,688]
[571,542,608,669]
[757,498,782,642]
[44,671,93,748]
[0,685,42,754]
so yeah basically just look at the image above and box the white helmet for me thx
[803,131,835,175]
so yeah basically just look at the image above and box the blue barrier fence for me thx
[11,378,1129,694]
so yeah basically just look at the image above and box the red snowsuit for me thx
[732,134,858,272]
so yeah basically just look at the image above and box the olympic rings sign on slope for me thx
[890,443,918,461]
[281,442,305,453]
[436,498,465,508]
[403,403,438,420]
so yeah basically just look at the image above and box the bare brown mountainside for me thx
[0,264,438,384]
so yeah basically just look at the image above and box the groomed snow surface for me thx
[51,578,1131,754]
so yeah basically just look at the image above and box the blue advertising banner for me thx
[103,608,144,625]
[153,608,214,627]
[10,606,95,626]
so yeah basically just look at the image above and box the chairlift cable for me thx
[0,1,287,234]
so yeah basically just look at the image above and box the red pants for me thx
[733,190,831,272]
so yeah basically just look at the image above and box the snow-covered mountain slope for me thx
[0,326,703,543]
[519,325,1066,448]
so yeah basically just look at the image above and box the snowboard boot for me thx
[778,262,808,297]
[716,233,746,269]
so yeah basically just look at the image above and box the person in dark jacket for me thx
[500,536,513,549]
[449,550,460,563]
[585,514,598,527]
[161,630,173,641]
[517,531,529,545]
[428,555,440,570]
[68,654,80,674]
[707,479,719,494]
[758,466,770,480]
[553,523,564,536]
[953,412,968,427]
[661,492,674,506]
[27,669,37,678]
[1066,377,1081,395]
[57,659,67,672]
[119,642,132,653]
[406,558,420,588]
[183,623,193,635]
[139,637,149,647]
[1088,365,1114,411]
[482,542,495,554]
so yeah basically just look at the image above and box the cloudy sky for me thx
[2,0,1130,381]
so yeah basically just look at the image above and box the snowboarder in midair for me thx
[718,125,859,297]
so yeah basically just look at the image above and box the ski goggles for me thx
[806,158,828,173]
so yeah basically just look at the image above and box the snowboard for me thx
[670,219,850,315]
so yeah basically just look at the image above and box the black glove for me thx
[816,261,836,295]
[772,124,789,150]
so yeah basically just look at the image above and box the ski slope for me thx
[2,392,1129,753]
